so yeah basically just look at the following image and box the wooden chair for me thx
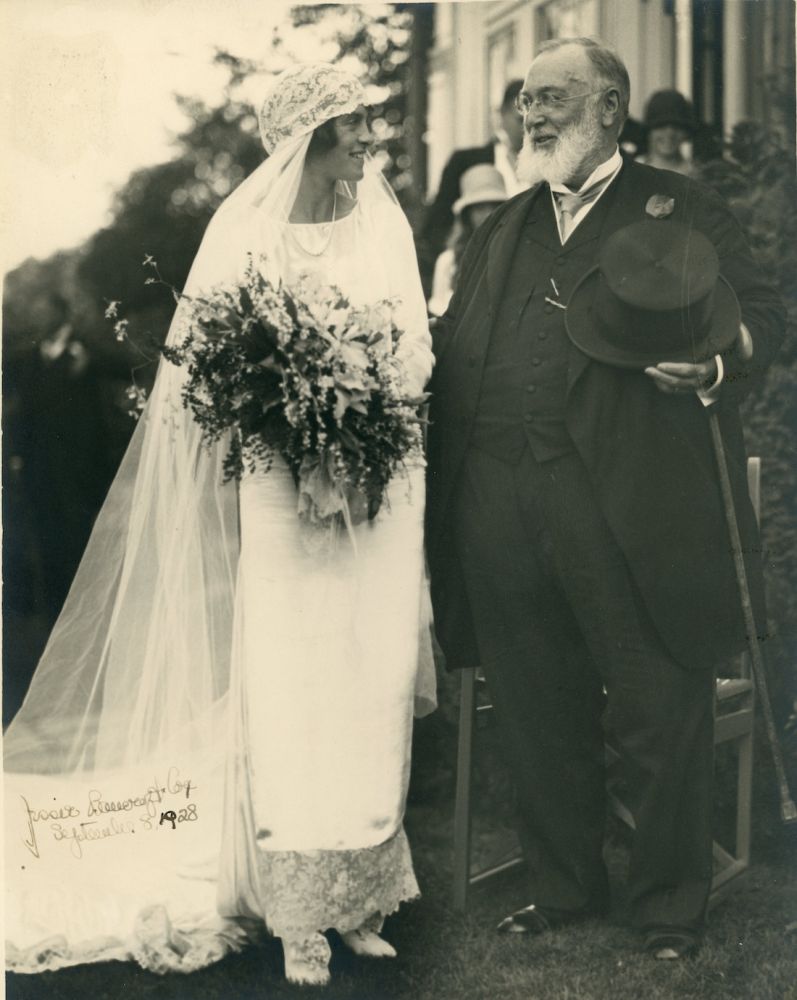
[452,459,760,911]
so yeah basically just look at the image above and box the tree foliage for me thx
[51,4,416,390]
[699,120,797,750]
[290,3,416,196]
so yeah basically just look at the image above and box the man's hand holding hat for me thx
[566,220,744,399]
[644,356,720,395]
[644,322,753,396]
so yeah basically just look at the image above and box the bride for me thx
[5,63,435,987]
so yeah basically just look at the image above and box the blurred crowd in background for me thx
[3,5,796,785]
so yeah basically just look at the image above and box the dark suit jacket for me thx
[426,158,784,671]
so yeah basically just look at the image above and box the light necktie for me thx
[556,177,611,241]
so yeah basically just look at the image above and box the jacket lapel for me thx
[565,160,648,394]
[590,157,649,244]
[521,186,565,254]
[486,185,544,307]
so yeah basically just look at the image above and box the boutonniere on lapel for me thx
[645,194,675,219]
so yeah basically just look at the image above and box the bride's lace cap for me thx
[259,63,367,155]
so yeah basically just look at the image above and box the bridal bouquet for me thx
[162,256,426,532]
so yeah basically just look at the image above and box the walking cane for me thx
[707,408,797,824]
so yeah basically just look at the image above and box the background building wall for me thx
[424,0,793,201]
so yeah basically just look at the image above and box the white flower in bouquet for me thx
[161,256,427,537]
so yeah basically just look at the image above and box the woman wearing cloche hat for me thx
[637,89,698,176]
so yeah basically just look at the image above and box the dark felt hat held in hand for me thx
[565,220,740,369]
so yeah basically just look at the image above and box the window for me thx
[535,0,600,43]
[487,23,519,126]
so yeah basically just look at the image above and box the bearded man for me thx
[426,38,783,958]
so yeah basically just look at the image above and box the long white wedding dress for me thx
[5,196,435,973]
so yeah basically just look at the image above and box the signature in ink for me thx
[87,785,164,820]
[86,766,195,821]
[19,766,198,859]
[52,817,135,859]
[165,766,195,800]
[21,795,81,859]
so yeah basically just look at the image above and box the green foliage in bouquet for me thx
[162,258,426,530]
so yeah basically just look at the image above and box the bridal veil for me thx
[5,62,435,973]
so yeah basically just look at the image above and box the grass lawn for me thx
[6,667,797,999]
[6,797,797,1000]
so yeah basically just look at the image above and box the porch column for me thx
[723,0,746,133]
[674,0,693,98]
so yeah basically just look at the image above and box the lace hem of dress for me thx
[6,905,252,976]
[256,827,419,939]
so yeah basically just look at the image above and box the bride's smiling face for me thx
[308,106,372,182]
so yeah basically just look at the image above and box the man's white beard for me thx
[517,109,604,187]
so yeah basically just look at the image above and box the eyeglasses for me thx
[514,89,607,116]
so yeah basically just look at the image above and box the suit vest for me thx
[470,183,618,465]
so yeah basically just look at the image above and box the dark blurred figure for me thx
[3,291,111,722]
[428,164,508,317]
[618,114,647,158]
[418,80,525,297]
[637,89,698,176]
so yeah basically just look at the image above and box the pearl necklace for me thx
[290,191,338,257]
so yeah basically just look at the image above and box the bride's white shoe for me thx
[340,927,397,958]
[282,934,331,986]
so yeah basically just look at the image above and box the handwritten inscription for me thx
[159,804,198,830]
[20,767,198,860]
[51,816,136,859]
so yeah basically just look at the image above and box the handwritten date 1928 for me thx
[159,804,199,829]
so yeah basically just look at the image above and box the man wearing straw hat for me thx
[426,37,784,959]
